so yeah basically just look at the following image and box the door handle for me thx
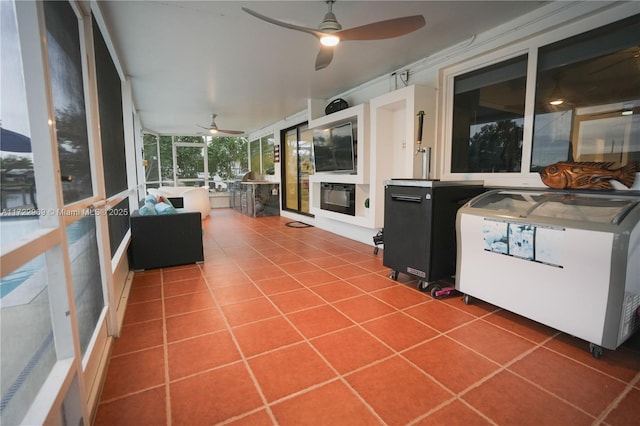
[390,194,423,203]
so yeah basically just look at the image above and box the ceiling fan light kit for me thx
[242,0,425,70]
[320,35,340,47]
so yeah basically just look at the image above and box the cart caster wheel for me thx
[430,285,442,299]
[463,294,471,305]
[589,343,603,359]
[390,270,398,280]
[373,247,379,255]
[417,280,429,292]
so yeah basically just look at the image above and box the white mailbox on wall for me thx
[456,188,640,358]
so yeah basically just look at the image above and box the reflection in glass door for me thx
[283,124,314,215]
[44,0,106,362]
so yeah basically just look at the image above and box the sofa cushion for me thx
[155,201,177,215]
[139,202,157,215]
[144,194,157,205]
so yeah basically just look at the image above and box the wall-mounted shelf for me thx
[307,101,372,226]
[308,102,369,184]
[307,86,435,229]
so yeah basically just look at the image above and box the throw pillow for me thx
[156,195,174,207]
[139,202,158,216]
[155,201,177,215]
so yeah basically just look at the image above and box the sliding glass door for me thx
[282,124,314,215]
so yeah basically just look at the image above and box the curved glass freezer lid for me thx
[468,189,640,224]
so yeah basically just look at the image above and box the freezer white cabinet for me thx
[456,189,640,357]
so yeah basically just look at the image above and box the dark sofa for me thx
[129,209,204,270]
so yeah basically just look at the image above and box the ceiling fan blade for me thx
[242,7,322,39]
[315,45,334,70]
[337,15,425,41]
[196,125,210,130]
[216,129,245,135]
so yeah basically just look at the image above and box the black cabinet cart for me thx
[382,179,484,291]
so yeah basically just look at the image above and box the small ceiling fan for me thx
[197,114,244,135]
[242,0,426,70]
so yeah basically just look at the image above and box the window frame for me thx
[2,1,136,423]
[439,8,638,187]
[172,138,208,187]
[248,134,275,176]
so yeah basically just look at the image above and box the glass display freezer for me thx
[456,188,640,358]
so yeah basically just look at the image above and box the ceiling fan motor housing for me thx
[320,11,342,32]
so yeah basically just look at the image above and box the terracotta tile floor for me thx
[94,209,640,426]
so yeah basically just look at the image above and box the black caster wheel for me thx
[417,280,429,292]
[463,294,471,305]
[373,247,379,255]
[430,285,442,299]
[390,270,398,280]
[589,343,603,359]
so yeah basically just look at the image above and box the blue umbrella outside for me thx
[1,127,32,153]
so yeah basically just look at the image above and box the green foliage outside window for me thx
[208,136,248,180]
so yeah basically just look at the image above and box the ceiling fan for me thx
[242,0,426,70]
[197,114,244,135]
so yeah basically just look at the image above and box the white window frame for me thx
[4,0,137,423]
[438,4,638,188]
[172,138,209,187]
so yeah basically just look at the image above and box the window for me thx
[94,15,127,197]
[531,14,640,170]
[448,14,640,180]
[143,132,160,187]
[250,139,261,173]
[145,135,247,191]
[249,134,275,176]
[45,0,93,203]
[174,138,206,187]
[93,15,129,256]
[1,1,38,241]
[43,0,106,360]
[207,136,248,190]
[153,136,209,187]
[451,55,527,173]
[261,135,275,175]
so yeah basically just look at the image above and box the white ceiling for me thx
[97,1,548,136]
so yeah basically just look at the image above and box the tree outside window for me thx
[207,136,248,184]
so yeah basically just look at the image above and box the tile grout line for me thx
[160,269,173,426]
[211,232,393,425]
[291,237,458,423]
[179,227,471,424]
[456,307,640,407]
[275,251,467,424]
[197,262,280,426]
[540,338,640,387]
[594,370,640,424]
